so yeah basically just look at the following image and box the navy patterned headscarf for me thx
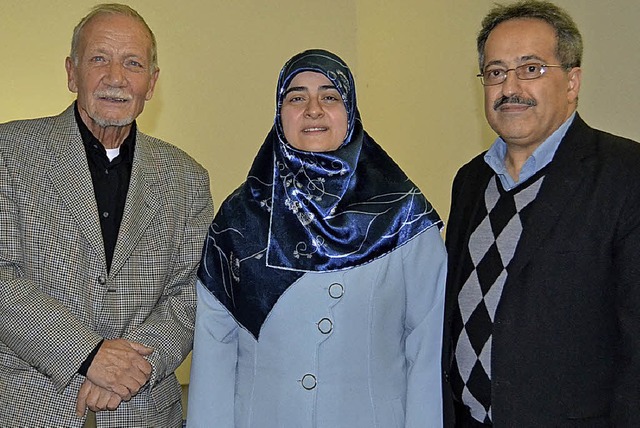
[274,49,358,148]
[199,49,442,339]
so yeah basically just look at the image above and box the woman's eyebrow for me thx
[283,86,307,96]
[284,84,338,96]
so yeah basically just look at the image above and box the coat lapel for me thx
[506,114,597,279]
[109,133,160,276]
[47,106,107,268]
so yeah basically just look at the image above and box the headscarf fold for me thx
[199,49,442,338]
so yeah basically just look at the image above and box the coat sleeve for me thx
[403,226,447,427]
[611,168,640,426]
[123,166,214,388]
[186,280,238,427]
[0,148,105,391]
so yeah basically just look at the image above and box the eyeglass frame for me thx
[477,63,567,86]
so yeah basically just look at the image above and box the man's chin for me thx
[91,116,135,128]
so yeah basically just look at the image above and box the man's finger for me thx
[76,380,91,417]
[109,382,134,400]
[127,341,154,356]
[107,393,122,411]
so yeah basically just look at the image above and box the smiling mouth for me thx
[494,95,536,111]
[99,96,129,102]
[95,90,132,103]
[303,127,327,133]
[498,103,531,111]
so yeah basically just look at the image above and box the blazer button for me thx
[328,283,344,299]
[317,318,333,334]
[97,275,107,285]
[300,374,317,390]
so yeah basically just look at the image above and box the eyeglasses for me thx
[477,63,565,86]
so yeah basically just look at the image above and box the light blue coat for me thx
[187,226,446,428]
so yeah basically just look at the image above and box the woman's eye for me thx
[323,92,342,102]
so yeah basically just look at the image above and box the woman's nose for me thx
[305,98,324,118]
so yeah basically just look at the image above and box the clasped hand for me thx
[76,338,153,416]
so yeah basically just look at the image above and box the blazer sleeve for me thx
[186,280,238,427]
[0,150,103,390]
[611,169,640,425]
[123,165,214,387]
[403,226,447,427]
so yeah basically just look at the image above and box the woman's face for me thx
[280,71,348,152]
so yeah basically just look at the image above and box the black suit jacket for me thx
[443,114,640,427]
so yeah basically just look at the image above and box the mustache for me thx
[493,95,536,110]
[94,89,133,101]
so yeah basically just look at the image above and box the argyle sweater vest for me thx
[450,170,546,424]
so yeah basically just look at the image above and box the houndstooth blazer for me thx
[0,105,214,427]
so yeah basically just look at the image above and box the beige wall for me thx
[356,0,640,217]
[2,0,638,384]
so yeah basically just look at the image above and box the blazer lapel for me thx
[109,133,160,276]
[47,106,107,268]
[506,114,597,279]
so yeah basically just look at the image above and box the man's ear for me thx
[145,68,160,101]
[65,57,79,93]
[567,66,581,104]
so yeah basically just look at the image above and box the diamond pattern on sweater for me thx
[451,175,545,424]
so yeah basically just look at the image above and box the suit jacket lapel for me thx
[507,114,597,279]
[47,106,107,268]
[109,133,160,276]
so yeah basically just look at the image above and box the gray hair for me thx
[70,3,158,73]
[477,0,582,72]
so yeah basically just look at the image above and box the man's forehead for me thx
[485,20,558,60]
[83,14,151,41]
[79,16,152,51]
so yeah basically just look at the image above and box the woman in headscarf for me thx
[187,49,446,427]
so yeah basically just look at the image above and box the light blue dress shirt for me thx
[484,112,576,190]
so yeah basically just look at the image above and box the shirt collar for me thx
[484,112,576,190]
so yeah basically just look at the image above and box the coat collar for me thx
[505,113,597,279]
[449,113,597,286]
[46,104,161,275]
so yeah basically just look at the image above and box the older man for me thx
[443,1,640,426]
[0,4,213,427]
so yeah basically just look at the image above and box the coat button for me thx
[300,374,317,390]
[328,283,344,299]
[97,275,107,285]
[317,318,333,334]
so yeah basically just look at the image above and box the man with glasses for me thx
[442,1,640,426]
